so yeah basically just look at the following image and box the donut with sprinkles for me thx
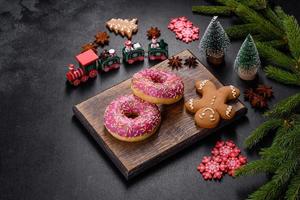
[131,68,184,104]
[104,94,161,142]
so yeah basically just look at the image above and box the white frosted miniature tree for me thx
[199,16,230,55]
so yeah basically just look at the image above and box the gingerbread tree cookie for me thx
[106,18,138,39]
[185,80,240,128]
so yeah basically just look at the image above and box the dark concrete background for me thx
[0,0,299,200]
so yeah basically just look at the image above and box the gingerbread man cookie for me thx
[185,80,240,128]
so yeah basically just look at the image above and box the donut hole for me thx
[124,112,139,119]
[150,75,165,84]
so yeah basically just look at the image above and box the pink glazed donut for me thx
[131,68,184,104]
[103,94,161,142]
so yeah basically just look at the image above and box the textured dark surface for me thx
[0,0,299,200]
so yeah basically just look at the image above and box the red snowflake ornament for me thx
[226,155,247,176]
[211,140,240,161]
[175,26,199,43]
[197,156,226,180]
[168,17,192,32]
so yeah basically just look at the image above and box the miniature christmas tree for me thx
[234,34,261,80]
[199,16,230,65]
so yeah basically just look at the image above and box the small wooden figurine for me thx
[98,49,121,72]
[147,27,168,61]
[122,40,145,64]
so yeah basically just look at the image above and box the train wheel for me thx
[89,70,97,78]
[103,67,109,72]
[81,75,89,82]
[127,59,134,64]
[149,56,155,60]
[161,55,167,60]
[73,79,80,86]
[114,63,120,69]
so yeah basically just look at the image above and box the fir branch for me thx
[234,3,284,39]
[264,65,300,86]
[256,42,296,70]
[259,146,285,161]
[260,129,300,166]
[283,15,300,60]
[273,125,300,147]
[263,39,287,48]
[251,34,267,41]
[274,6,288,20]
[235,159,277,177]
[244,118,283,149]
[244,0,267,10]
[226,23,259,39]
[247,159,299,200]
[261,6,284,30]
[265,92,300,119]
[285,169,300,200]
[192,6,232,15]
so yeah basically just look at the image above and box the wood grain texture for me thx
[73,49,247,180]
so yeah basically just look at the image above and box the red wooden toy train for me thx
[66,49,120,86]
[66,39,168,86]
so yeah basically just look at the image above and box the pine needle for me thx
[262,6,284,30]
[263,39,287,48]
[226,23,259,39]
[192,6,232,15]
[259,146,285,161]
[274,6,288,20]
[264,65,300,86]
[235,159,277,177]
[265,92,300,118]
[256,42,296,70]
[283,15,300,60]
[247,159,299,200]
[285,169,300,200]
[273,125,300,147]
[245,0,267,10]
[244,119,283,148]
[234,3,284,39]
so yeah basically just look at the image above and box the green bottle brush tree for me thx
[234,34,261,80]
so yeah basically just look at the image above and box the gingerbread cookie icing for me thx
[185,80,240,128]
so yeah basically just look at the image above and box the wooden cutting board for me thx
[73,49,247,180]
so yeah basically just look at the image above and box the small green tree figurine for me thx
[234,34,261,80]
[199,16,230,65]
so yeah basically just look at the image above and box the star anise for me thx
[81,43,98,53]
[147,27,161,39]
[244,86,273,109]
[256,85,273,99]
[94,31,109,46]
[168,56,182,70]
[184,56,198,68]
[244,88,256,101]
[249,94,268,109]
